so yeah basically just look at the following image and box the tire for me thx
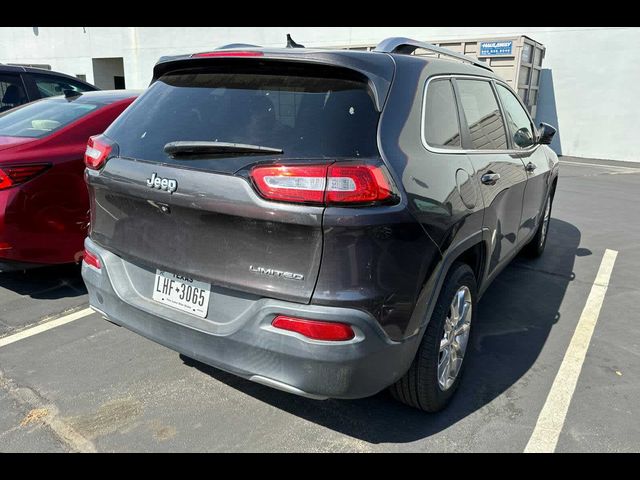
[522,192,553,258]
[390,262,477,412]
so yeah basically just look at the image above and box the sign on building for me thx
[479,41,513,57]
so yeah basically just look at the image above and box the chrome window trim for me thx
[421,74,540,155]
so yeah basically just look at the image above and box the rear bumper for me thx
[81,238,420,399]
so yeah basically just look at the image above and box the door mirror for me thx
[537,122,557,145]
[514,127,535,148]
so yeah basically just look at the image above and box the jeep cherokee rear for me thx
[82,38,559,411]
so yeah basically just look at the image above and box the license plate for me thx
[152,270,211,318]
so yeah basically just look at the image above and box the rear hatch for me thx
[87,55,391,303]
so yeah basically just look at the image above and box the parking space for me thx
[0,264,87,337]
[0,157,639,452]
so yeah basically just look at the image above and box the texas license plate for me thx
[152,270,211,318]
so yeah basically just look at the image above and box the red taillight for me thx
[250,163,394,206]
[272,315,355,341]
[251,165,327,204]
[0,164,50,190]
[83,249,101,270]
[84,135,112,170]
[326,164,392,204]
[191,51,264,58]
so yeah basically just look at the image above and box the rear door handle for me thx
[481,173,501,185]
[525,162,537,172]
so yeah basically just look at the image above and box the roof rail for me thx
[216,43,262,50]
[373,37,493,72]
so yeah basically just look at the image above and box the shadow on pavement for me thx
[182,217,582,444]
[0,263,87,300]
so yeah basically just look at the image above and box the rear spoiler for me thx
[151,50,395,112]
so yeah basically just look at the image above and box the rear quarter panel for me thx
[369,56,487,339]
[313,57,487,341]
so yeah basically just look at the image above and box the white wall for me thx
[0,27,132,86]
[1,27,638,162]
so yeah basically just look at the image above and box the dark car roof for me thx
[0,64,99,90]
[155,45,498,77]
[397,53,502,80]
[248,46,501,79]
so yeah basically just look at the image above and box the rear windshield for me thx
[105,68,380,163]
[0,98,99,138]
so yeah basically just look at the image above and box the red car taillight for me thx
[271,315,355,341]
[0,164,50,190]
[84,135,112,170]
[83,248,101,270]
[250,164,394,205]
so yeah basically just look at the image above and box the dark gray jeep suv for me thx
[81,37,559,412]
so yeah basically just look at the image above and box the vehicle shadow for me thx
[0,263,87,300]
[181,217,582,443]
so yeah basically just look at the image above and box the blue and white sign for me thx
[479,41,513,56]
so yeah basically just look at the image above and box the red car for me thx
[0,90,138,271]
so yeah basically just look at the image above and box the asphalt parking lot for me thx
[1,156,639,452]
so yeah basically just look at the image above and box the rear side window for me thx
[106,68,380,163]
[0,74,28,112]
[423,79,461,149]
[0,98,99,138]
[30,73,95,98]
[457,79,507,150]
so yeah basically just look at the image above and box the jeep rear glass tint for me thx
[105,68,380,167]
[456,79,508,150]
[423,79,461,148]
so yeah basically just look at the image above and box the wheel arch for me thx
[405,230,489,342]
[391,232,488,409]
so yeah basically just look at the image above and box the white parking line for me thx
[524,249,618,453]
[0,308,94,349]
[560,160,640,171]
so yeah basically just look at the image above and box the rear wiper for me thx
[164,141,283,157]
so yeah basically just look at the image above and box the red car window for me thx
[0,98,99,138]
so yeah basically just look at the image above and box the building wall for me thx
[91,57,125,89]
[1,27,638,162]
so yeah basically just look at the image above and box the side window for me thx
[496,83,535,149]
[29,73,94,99]
[0,74,28,112]
[423,79,461,148]
[456,79,508,150]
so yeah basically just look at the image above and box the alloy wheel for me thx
[438,285,472,391]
